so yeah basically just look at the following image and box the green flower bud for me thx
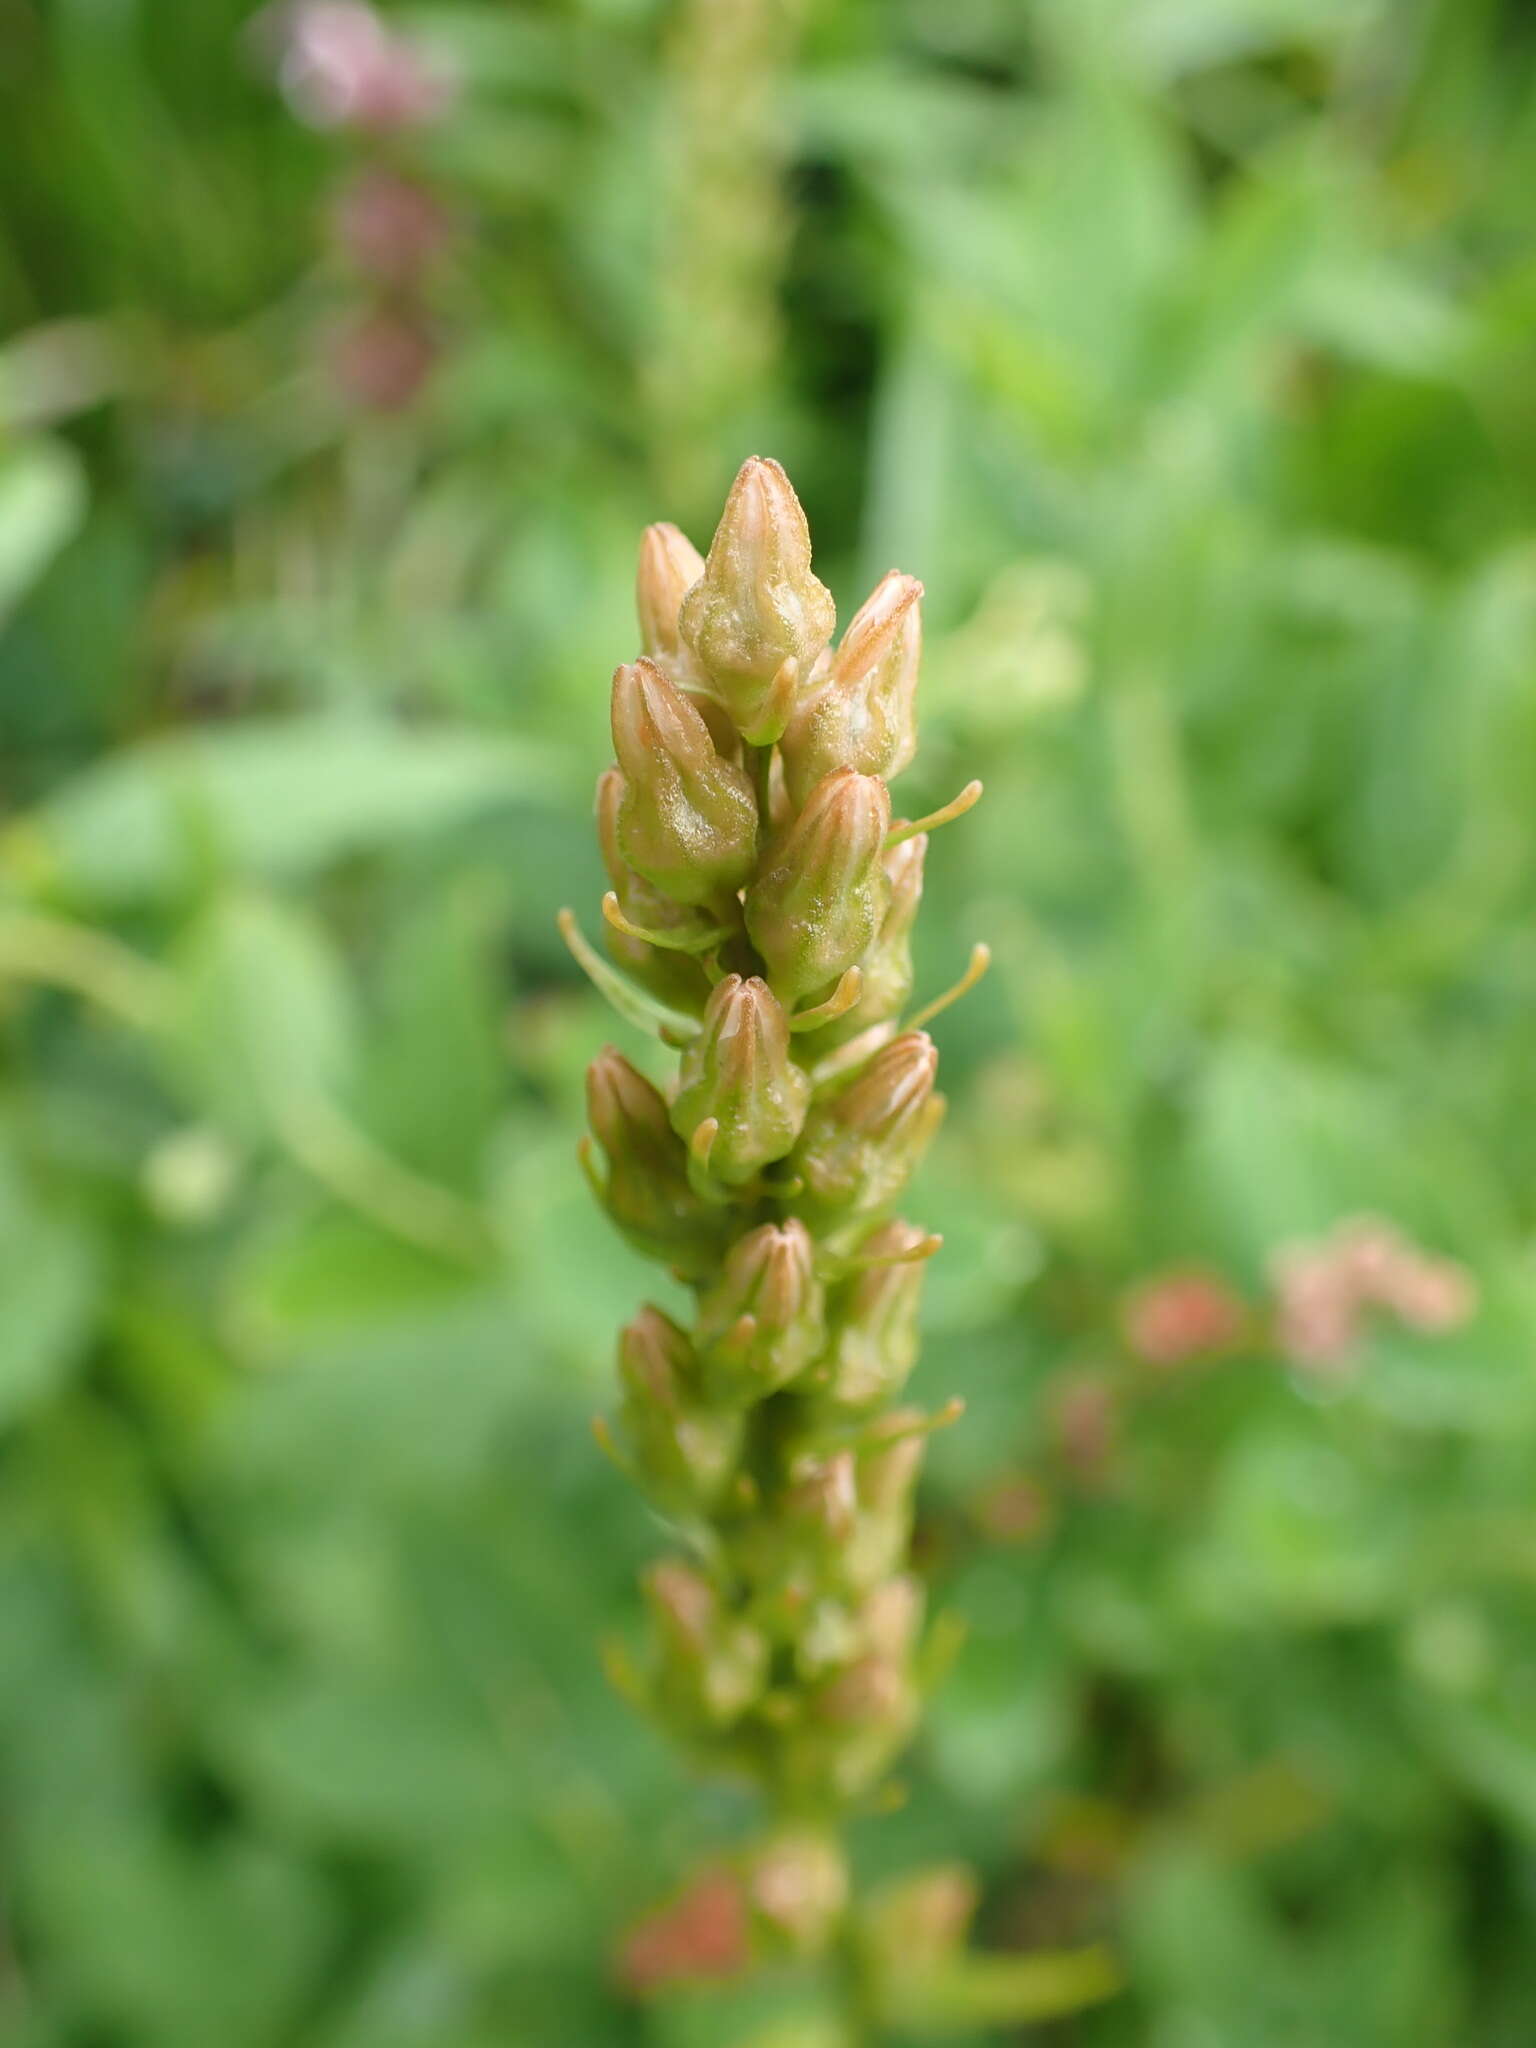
[780,572,922,807]
[636,521,706,674]
[596,767,713,1014]
[792,1032,944,1223]
[586,1048,727,1278]
[696,1219,826,1401]
[678,456,835,742]
[645,1560,769,1729]
[670,975,811,1185]
[619,1306,743,1514]
[782,1583,924,1803]
[858,1863,979,1984]
[611,659,758,907]
[821,1219,930,1408]
[721,1447,857,1611]
[745,769,891,1008]
[797,833,925,1055]
[846,1413,927,1590]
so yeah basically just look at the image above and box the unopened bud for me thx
[822,1220,930,1407]
[637,521,706,665]
[696,1219,826,1400]
[845,1414,927,1588]
[619,1306,743,1513]
[645,1559,769,1728]
[792,1032,943,1221]
[611,660,757,907]
[780,572,921,806]
[670,976,811,1185]
[727,1448,857,1601]
[745,769,891,1007]
[595,767,713,1013]
[678,456,835,741]
[860,1865,979,1981]
[746,1828,850,1957]
[799,834,925,1054]
[586,1049,727,1278]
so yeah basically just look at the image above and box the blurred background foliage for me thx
[3,0,1536,2042]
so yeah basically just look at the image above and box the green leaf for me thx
[0,1142,100,1427]
[9,717,557,908]
[0,437,86,622]
[164,892,355,1141]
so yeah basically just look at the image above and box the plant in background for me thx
[563,459,1113,2038]
[645,0,806,520]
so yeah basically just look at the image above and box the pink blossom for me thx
[271,2,453,132]
[1121,1266,1247,1368]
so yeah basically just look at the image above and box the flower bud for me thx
[619,1306,743,1514]
[645,1560,768,1728]
[586,1048,727,1278]
[780,572,922,806]
[821,1220,930,1407]
[792,1032,944,1222]
[745,770,891,1008]
[859,1864,979,1985]
[611,659,757,907]
[595,767,713,1014]
[724,1449,857,1604]
[670,976,811,1185]
[678,457,835,741]
[785,1583,922,1801]
[746,1828,850,1957]
[845,1415,927,1589]
[637,521,706,667]
[696,1219,826,1401]
[799,834,925,1054]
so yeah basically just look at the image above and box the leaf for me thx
[164,892,355,1141]
[0,1141,100,1427]
[0,437,87,622]
[883,1945,1121,2032]
[9,717,559,908]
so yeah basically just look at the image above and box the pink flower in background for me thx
[327,307,438,410]
[330,167,449,286]
[1122,1266,1247,1368]
[1049,1373,1117,1485]
[617,1867,750,1995]
[1270,1215,1477,1377]
[270,2,453,131]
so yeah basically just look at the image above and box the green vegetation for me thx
[3,3,1536,2043]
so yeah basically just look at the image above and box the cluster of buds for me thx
[258,3,456,411]
[566,458,986,1953]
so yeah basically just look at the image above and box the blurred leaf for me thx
[10,719,556,908]
[0,437,87,623]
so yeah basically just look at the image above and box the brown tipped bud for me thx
[823,1220,930,1407]
[792,1032,944,1221]
[619,1306,743,1513]
[799,834,926,1054]
[696,1219,826,1400]
[780,572,922,806]
[586,1048,727,1278]
[745,769,891,1007]
[645,1560,769,1728]
[860,1865,980,1981]
[845,1415,928,1590]
[678,457,835,741]
[637,521,706,667]
[670,976,811,1185]
[595,766,713,1013]
[611,660,757,907]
